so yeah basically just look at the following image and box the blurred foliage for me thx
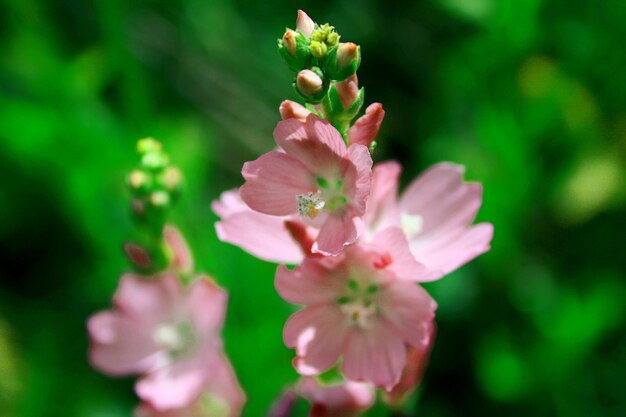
[1,0,625,416]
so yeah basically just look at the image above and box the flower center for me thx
[337,279,379,329]
[297,191,325,218]
[153,321,195,358]
[401,212,423,237]
[296,177,348,219]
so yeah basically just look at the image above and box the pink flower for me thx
[88,274,227,410]
[298,377,375,417]
[212,189,307,264]
[240,114,372,255]
[275,231,437,390]
[364,161,494,280]
[135,353,246,417]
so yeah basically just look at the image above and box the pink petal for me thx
[410,223,493,278]
[377,281,436,347]
[87,311,162,375]
[296,10,315,37]
[342,321,407,390]
[215,210,304,264]
[312,214,363,256]
[343,144,373,215]
[364,161,401,231]
[335,74,360,109]
[299,378,375,417]
[135,352,213,411]
[398,163,483,236]
[371,228,440,282]
[163,225,193,274]
[185,276,227,336]
[113,274,180,323]
[241,151,315,216]
[275,263,345,305]
[273,116,346,175]
[205,353,247,417]
[211,189,248,218]
[283,306,348,375]
[347,103,385,148]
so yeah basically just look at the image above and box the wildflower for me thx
[88,274,227,410]
[240,114,372,256]
[275,231,437,389]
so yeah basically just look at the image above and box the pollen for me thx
[297,191,325,219]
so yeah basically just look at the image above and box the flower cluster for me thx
[214,10,493,416]
[88,141,245,416]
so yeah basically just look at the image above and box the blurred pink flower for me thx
[135,353,246,417]
[275,235,436,390]
[364,161,494,280]
[88,274,227,411]
[240,114,372,255]
[298,377,375,417]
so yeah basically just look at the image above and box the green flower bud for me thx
[323,42,361,82]
[137,137,161,154]
[310,40,328,59]
[295,68,329,104]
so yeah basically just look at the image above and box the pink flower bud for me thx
[296,10,315,37]
[279,100,311,122]
[296,69,324,98]
[347,103,385,148]
[335,74,360,109]
[281,29,299,56]
[336,42,359,70]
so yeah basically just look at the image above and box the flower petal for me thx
[241,151,315,216]
[378,281,436,347]
[87,311,162,376]
[398,163,483,237]
[364,161,401,233]
[185,276,227,336]
[283,306,348,375]
[409,223,493,278]
[342,321,407,390]
[312,213,363,256]
[215,210,304,264]
[343,144,373,215]
[273,116,346,175]
[371,227,440,282]
[275,263,345,305]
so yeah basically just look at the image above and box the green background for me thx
[1,0,625,416]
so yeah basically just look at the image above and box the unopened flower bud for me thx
[278,28,312,72]
[295,69,328,103]
[310,40,327,59]
[129,170,148,190]
[279,100,311,121]
[296,10,315,37]
[323,42,361,82]
[137,137,161,154]
[149,191,170,207]
[281,29,298,56]
[347,103,385,149]
[162,167,182,191]
[335,74,360,109]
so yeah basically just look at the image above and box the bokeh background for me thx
[1,0,625,416]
